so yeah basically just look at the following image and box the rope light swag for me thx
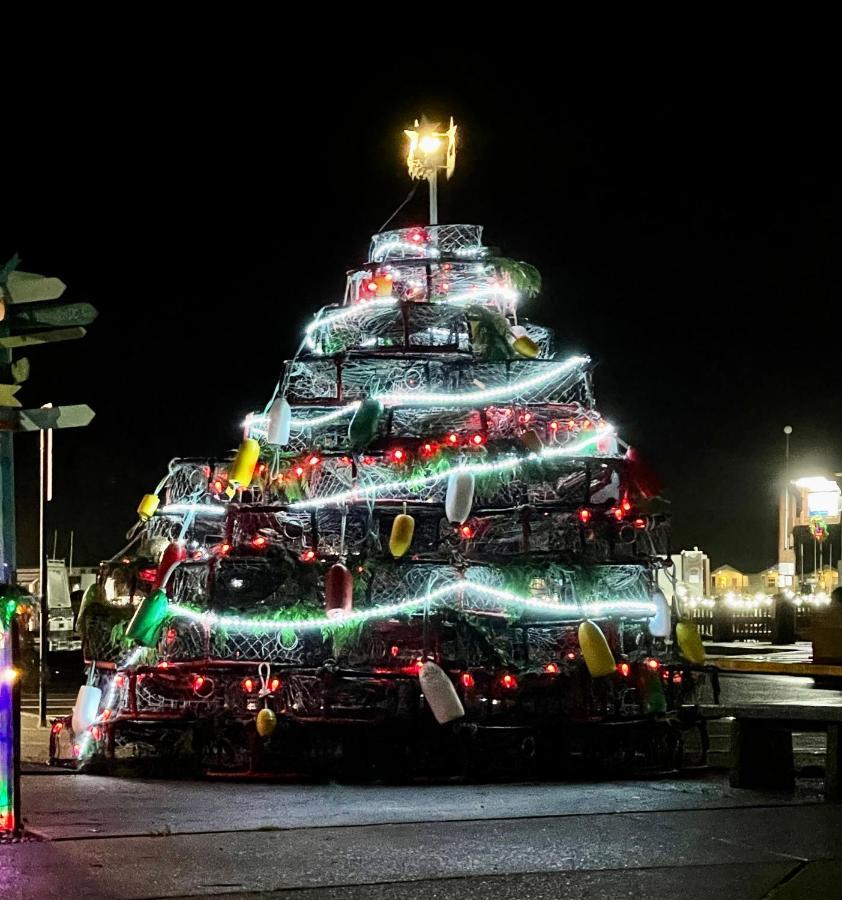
[167,582,657,635]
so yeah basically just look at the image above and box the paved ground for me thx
[3,667,841,898]
[2,772,841,898]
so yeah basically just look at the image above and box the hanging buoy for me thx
[324,562,353,618]
[520,429,543,453]
[229,438,261,487]
[71,684,102,736]
[648,588,672,638]
[635,667,667,715]
[578,620,616,677]
[512,334,540,359]
[154,542,187,592]
[126,588,170,647]
[267,397,292,445]
[445,471,475,524]
[675,621,706,665]
[389,513,415,558]
[256,708,277,737]
[137,494,159,522]
[348,398,384,449]
[419,661,465,724]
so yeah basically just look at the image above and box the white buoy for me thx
[648,588,672,638]
[445,471,475,524]
[71,684,102,735]
[267,397,291,445]
[419,661,465,724]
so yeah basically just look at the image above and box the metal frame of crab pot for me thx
[50,650,718,778]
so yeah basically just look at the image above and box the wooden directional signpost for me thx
[0,256,97,834]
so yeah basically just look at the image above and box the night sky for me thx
[3,60,840,573]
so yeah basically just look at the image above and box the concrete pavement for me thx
[2,771,841,898]
[5,667,842,898]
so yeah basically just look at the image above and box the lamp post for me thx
[783,425,792,552]
[404,117,457,225]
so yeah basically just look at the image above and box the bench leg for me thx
[729,721,794,791]
[827,724,841,802]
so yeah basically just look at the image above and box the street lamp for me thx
[404,117,457,225]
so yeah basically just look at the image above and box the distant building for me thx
[711,565,748,593]
[747,565,781,593]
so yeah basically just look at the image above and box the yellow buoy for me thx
[229,438,261,487]
[256,708,277,737]
[675,621,706,665]
[137,494,160,522]
[389,513,415,558]
[578,619,616,678]
[512,335,540,359]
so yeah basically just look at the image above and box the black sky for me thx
[3,52,840,573]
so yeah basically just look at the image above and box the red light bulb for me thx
[447,432,460,446]
[549,420,559,432]
[617,662,631,678]
[646,658,660,671]
[459,524,475,539]
[461,672,475,689]
[300,549,317,562]
[269,676,281,692]
[633,518,647,530]
[499,673,518,690]
[251,535,268,549]
[294,465,305,478]
[242,678,255,693]
[470,433,485,446]
[578,508,592,524]
[544,662,559,674]
[307,454,321,466]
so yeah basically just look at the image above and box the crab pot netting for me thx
[346,261,504,306]
[368,224,486,263]
[269,400,601,457]
[153,559,654,663]
[305,303,551,357]
[284,357,590,407]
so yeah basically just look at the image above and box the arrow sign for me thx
[0,299,97,337]
[0,404,95,432]
[4,270,66,303]
[0,326,88,350]
[0,385,21,408]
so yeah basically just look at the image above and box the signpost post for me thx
[0,258,96,834]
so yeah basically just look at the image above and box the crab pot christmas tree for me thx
[58,130,713,777]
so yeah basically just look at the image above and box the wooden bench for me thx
[700,703,842,801]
